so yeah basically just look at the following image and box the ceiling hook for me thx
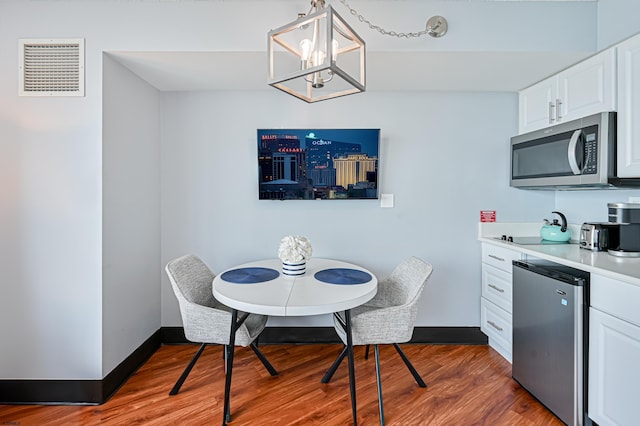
[426,16,448,38]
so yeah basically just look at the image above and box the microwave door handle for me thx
[568,129,583,175]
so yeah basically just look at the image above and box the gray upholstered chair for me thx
[321,256,433,425]
[165,254,277,395]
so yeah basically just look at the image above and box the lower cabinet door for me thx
[480,297,512,362]
[589,307,640,426]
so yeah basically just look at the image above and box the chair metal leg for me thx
[364,344,371,360]
[321,345,348,383]
[374,344,385,426]
[169,343,207,395]
[250,342,279,376]
[393,343,427,388]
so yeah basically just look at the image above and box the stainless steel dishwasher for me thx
[512,260,589,426]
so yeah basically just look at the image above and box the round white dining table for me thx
[212,257,377,426]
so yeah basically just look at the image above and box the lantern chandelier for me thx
[267,0,448,103]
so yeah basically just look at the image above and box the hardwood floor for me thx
[0,344,563,425]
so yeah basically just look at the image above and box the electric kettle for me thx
[540,211,571,242]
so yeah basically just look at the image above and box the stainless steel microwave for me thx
[510,112,617,189]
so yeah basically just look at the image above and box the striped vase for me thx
[282,260,306,277]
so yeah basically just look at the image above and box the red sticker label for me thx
[480,210,496,222]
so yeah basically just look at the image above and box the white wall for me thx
[102,55,162,376]
[0,3,104,380]
[598,0,640,50]
[555,190,640,225]
[160,90,556,327]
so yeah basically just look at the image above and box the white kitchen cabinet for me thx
[518,77,556,134]
[480,243,521,362]
[519,48,617,134]
[588,274,640,426]
[616,33,640,177]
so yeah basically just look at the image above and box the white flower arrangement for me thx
[277,235,312,263]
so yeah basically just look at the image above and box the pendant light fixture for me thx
[267,0,365,103]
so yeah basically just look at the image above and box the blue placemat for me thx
[221,267,280,284]
[314,268,372,285]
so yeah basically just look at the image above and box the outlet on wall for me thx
[381,193,394,208]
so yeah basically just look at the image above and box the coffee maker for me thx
[607,202,640,257]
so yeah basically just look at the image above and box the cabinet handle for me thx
[556,98,562,121]
[488,254,505,262]
[488,320,504,332]
[488,283,505,293]
[549,101,555,123]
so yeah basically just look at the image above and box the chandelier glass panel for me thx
[268,2,365,103]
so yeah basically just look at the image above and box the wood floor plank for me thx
[0,344,564,425]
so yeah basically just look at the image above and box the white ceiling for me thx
[106,0,597,93]
[109,50,590,93]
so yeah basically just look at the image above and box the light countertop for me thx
[478,222,640,286]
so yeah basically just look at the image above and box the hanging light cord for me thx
[337,0,447,38]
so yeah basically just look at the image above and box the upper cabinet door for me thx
[617,34,640,178]
[518,77,556,134]
[558,48,617,123]
[518,48,617,134]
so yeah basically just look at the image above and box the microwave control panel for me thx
[583,132,598,175]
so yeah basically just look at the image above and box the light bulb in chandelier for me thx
[299,39,312,64]
[299,39,338,67]
[331,39,339,62]
[300,39,339,87]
